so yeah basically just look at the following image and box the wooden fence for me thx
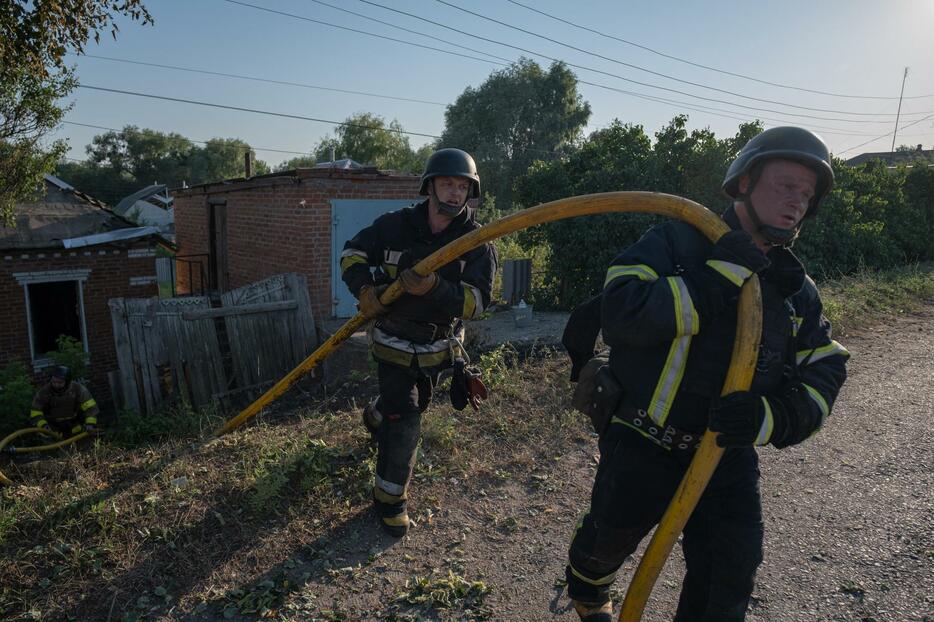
[108,273,317,414]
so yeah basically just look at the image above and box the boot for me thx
[361,399,382,440]
[373,486,409,537]
[572,599,613,622]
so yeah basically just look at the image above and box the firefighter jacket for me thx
[30,381,99,430]
[600,208,849,446]
[340,200,497,370]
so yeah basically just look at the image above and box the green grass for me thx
[819,262,934,334]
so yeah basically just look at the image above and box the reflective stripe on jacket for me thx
[602,211,848,437]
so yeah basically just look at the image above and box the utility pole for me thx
[891,67,909,153]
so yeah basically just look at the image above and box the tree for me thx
[441,58,591,208]
[0,0,152,222]
[513,118,765,308]
[56,127,269,204]
[305,112,428,172]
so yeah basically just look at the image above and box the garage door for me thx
[331,199,416,318]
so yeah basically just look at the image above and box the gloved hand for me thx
[357,284,389,318]
[35,419,51,432]
[709,391,766,447]
[399,269,438,296]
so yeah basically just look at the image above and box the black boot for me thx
[572,599,613,622]
[373,487,410,537]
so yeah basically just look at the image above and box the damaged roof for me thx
[0,176,172,251]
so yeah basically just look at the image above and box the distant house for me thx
[845,144,934,167]
[114,184,174,241]
[172,164,421,322]
[0,174,173,407]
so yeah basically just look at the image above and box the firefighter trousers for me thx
[373,361,440,501]
[567,423,764,621]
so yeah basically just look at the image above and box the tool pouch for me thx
[572,353,622,436]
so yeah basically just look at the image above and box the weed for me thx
[421,414,459,451]
[475,343,516,389]
[395,570,491,619]
[222,573,293,618]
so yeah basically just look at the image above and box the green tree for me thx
[56,127,269,204]
[312,112,425,172]
[514,118,765,308]
[0,0,152,222]
[441,58,591,208]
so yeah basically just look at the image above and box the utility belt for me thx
[572,355,702,454]
[377,317,456,345]
[610,407,702,455]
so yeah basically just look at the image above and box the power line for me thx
[75,84,443,139]
[61,121,317,157]
[838,113,934,156]
[503,0,934,101]
[305,0,513,64]
[430,0,933,118]
[219,0,922,129]
[219,0,506,67]
[81,54,446,106]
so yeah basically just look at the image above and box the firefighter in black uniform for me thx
[29,365,99,436]
[341,148,497,537]
[564,127,850,621]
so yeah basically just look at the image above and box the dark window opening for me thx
[27,281,85,357]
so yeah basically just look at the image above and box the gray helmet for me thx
[419,148,480,198]
[50,365,71,382]
[723,126,834,216]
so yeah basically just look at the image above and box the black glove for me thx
[684,231,770,321]
[450,358,487,411]
[709,391,767,447]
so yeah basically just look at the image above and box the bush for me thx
[0,361,36,435]
[44,335,88,381]
[109,402,221,447]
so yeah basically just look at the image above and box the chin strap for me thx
[740,195,800,247]
[429,186,467,218]
[736,168,799,248]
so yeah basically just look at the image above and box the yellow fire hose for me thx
[0,427,89,486]
[214,191,762,620]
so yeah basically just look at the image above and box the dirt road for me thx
[274,307,933,622]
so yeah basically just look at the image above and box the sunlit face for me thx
[739,159,818,231]
[430,176,471,213]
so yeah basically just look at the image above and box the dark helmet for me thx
[419,148,480,199]
[50,365,71,383]
[722,126,834,216]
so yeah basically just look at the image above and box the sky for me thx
[50,0,934,171]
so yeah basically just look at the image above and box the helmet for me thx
[419,148,480,199]
[50,365,71,389]
[722,126,834,216]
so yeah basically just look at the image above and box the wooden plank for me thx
[108,298,141,413]
[181,299,297,321]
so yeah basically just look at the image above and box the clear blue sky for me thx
[51,0,934,171]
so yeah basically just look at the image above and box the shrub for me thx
[0,361,36,435]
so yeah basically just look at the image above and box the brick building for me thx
[0,175,171,408]
[173,165,421,322]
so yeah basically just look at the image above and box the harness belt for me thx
[378,317,456,344]
[611,406,703,454]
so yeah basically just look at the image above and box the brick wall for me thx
[0,244,160,410]
[174,169,421,322]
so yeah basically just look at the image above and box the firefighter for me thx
[564,127,850,621]
[340,148,497,537]
[29,365,99,436]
